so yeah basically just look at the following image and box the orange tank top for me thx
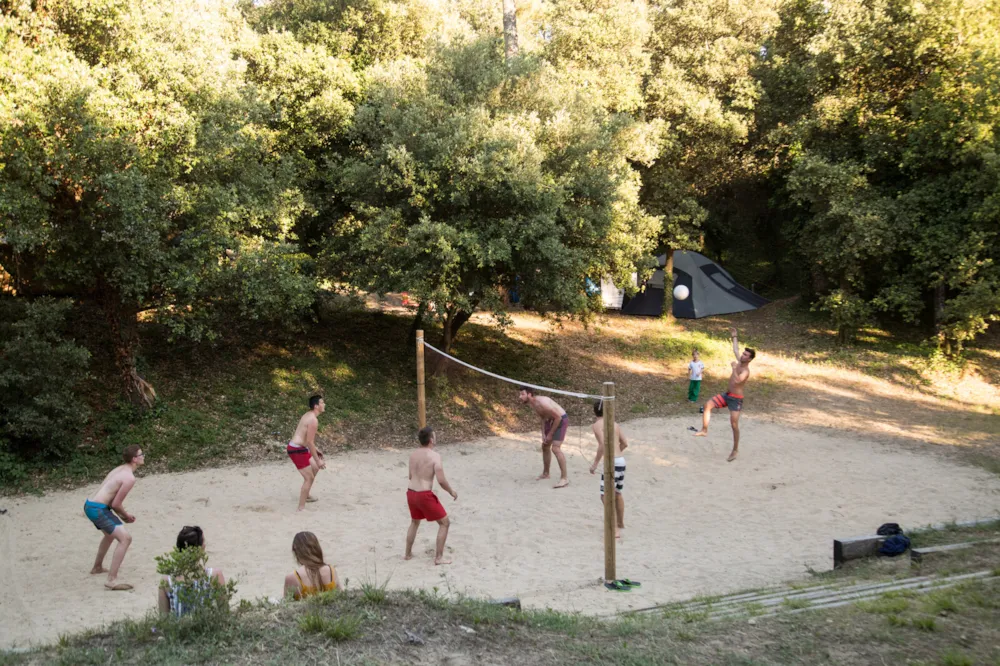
[294,564,337,597]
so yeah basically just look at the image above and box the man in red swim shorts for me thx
[287,395,326,511]
[404,426,458,565]
[693,328,756,462]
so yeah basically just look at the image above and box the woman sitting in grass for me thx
[284,531,340,600]
[158,525,226,617]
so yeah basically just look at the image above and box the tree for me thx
[755,0,1000,350]
[318,37,662,353]
[0,0,315,407]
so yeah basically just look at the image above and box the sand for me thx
[2,415,999,648]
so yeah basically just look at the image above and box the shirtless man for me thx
[590,400,629,538]
[83,444,144,591]
[693,328,756,461]
[404,426,458,565]
[287,394,326,511]
[518,386,570,488]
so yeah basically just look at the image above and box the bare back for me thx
[408,447,441,491]
[89,465,134,506]
[592,419,627,457]
[531,395,566,420]
[290,411,318,447]
[728,362,750,395]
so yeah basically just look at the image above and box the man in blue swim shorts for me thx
[84,445,144,590]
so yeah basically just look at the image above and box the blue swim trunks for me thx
[84,500,122,535]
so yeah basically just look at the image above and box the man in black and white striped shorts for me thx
[589,400,629,539]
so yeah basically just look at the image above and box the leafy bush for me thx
[0,298,90,473]
[155,545,236,625]
[812,289,875,344]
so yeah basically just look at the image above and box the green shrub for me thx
[0,298,90,473]
[155,545,236,625]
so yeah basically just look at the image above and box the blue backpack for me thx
[879,534,911,557]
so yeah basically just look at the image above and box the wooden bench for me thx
[833,535,884,568]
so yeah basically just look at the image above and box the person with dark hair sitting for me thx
[158,526,226,617]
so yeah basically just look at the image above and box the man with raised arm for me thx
[84,444,144,590]
[287,394,327,511]
[693,328,756,461]
[518,386,570,488]
[590,400,629,538]
[404,426,458,565]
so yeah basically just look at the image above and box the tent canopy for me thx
[619,251,768,318]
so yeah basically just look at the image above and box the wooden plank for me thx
[833,535,884,568]
[910,538,1000,563]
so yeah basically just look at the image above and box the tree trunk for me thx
[409,301,427,343]
[662,248,674,320]
[502,0,519,60]
[933,282,953,355]
[448,309,473,343]
[99,282,156,410]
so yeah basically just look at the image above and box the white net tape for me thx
[421,340,613,401]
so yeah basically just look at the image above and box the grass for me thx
[6,576,1000,666]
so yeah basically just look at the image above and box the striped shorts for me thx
[600,457,626,495]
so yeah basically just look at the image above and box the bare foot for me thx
[536,473,550,481]
[434,556,453,565]
[104,581,133,591]
[306,496,318,503]
[403,553,413,561]
[90,566,108,575]
[693,430,707,437]
[727,450,738,462]
[553,479,569,489]
[296,506,305,512]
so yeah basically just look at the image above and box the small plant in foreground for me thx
[324,615,362,642]
[155,546,235,622]
[299,613,328,634]
[782,598,810,610]
[911,616,936,631]
[939,650,974,666]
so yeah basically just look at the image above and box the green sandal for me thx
[604,580,631,592]
[618,579,642,588]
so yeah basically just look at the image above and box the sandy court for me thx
[2,415,1000,648]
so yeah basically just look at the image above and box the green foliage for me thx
[0,0,316,403]
[320,36,662,348]
[155,546,236,623]
[0,298,89,471]
[812,289,876,343]
[298,612,362,641]
[757,0,1000,351]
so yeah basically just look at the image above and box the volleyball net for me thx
[415,330,621,582]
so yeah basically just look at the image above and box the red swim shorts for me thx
[287,443,312,470]
[407,489,447,522]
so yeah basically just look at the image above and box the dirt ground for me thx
[3,415,999,650]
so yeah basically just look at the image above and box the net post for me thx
[602,381,616,583]
[416,330,426,429]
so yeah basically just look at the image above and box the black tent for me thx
[620,251,768,318]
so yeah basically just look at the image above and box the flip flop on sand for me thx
[104,583,133,591]
[306,496,318,503]
[604,580,631,592]
[687,426,699,432]
[618,578,642,588]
